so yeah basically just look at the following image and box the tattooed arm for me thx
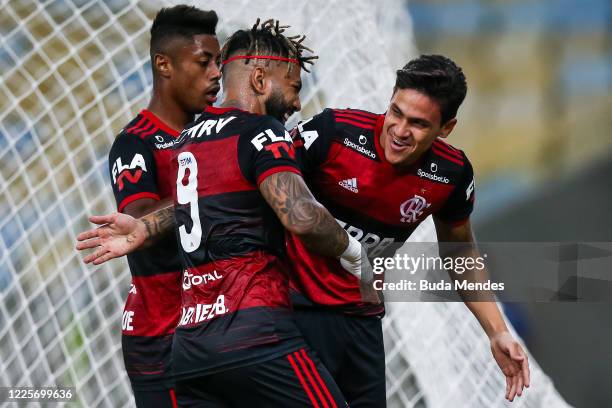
[260,171,348,257]
[259,171,375,290]
[75,204,176,265]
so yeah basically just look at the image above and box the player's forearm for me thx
[464,300,509,338]
[444,245,508,338]
[260,172,348,257]
[139,204,176,247]
[289,200,349,257]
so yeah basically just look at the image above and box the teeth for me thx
[392,137,409,147]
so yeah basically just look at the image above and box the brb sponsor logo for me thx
[179,295,227,326]
[400,195,431,223]
[251,128,295,159]
[336,219,394,257]
[112,154,147,191]
[343,137,376,159]
[182,270,223,291]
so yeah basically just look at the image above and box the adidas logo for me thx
[339,178,358,193]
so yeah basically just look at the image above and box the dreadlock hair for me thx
[220,18,318,75]
[150,5,218,58]
[395,55,467,124]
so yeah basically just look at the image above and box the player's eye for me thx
[412,120,429,129]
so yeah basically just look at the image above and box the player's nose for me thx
[394,120,411,138]
[210,61,222,81]
[293,97,301,113]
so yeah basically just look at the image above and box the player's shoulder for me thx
[327,108,383,148]
[329,107,382,132]
[111,113,150,151]
[430,138,472,169]
[419,139,473,185]
[235,112,289,144]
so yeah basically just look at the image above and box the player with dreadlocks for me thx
[77,19,371,407]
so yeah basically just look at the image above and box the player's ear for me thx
[250,66,269,95]
[439,118,457,139]
[153,53,172,78]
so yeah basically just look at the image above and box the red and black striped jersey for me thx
[170,106,305,380]
[108,109,182,389]
[288,108,476,315]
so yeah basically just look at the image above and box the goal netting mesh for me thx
[0,0,570,406]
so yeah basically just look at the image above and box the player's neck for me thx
[220,90,265,116]
[146,95,194,133]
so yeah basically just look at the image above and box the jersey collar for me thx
[140,109,180,137]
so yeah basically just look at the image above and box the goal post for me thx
[0,1,569,406]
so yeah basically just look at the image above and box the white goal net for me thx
[0,0,570,407]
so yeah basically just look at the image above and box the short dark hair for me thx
[395,55,467,124]
[220,18,317,74]
[150,5,218,56]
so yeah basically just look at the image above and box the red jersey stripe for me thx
[335,118,376,130]
[334,108,379,119]
[431,145,464,166]
[435,138,461,152]
[141,109,180,136]
[287,354,320,408]
[133,121,154,135]
[333,112,378,125]
[169,389,178,408]
[294,351,328,408]
[300,348,337,408]
[118,191,160,212]
[139,125,159,138]
[125,116,147,134]
[256,166,302,186]
[433,140,462,158]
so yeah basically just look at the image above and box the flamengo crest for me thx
[400,195,431,223]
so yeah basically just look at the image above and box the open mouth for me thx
[205,86,221,102]
[391,136,412,148]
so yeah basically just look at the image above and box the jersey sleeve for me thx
[290,108,335,174]
[108,133,159,212]
[435,153,476,225]
[237,116,302,186]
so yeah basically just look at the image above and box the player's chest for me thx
[145,133,178,193]
[314,152,456,226]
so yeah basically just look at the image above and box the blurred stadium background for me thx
[1,0,610,407]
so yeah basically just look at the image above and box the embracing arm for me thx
[75,203,175,265]
[259,171,348,257]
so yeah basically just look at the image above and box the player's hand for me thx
[490,331,530,401]
[339,236,381,304]
[340,236,374,283]
[75,213,147,265]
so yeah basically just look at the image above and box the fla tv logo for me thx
[112,154,147,191]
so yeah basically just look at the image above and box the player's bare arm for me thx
[75,204,175,265]
[260,171,348,257]
[434,217,530,402]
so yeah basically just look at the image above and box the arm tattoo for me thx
[260,172,348,257]
[141,205,175,244]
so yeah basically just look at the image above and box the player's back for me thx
[288,108,475,315]
[170,106,306,380]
